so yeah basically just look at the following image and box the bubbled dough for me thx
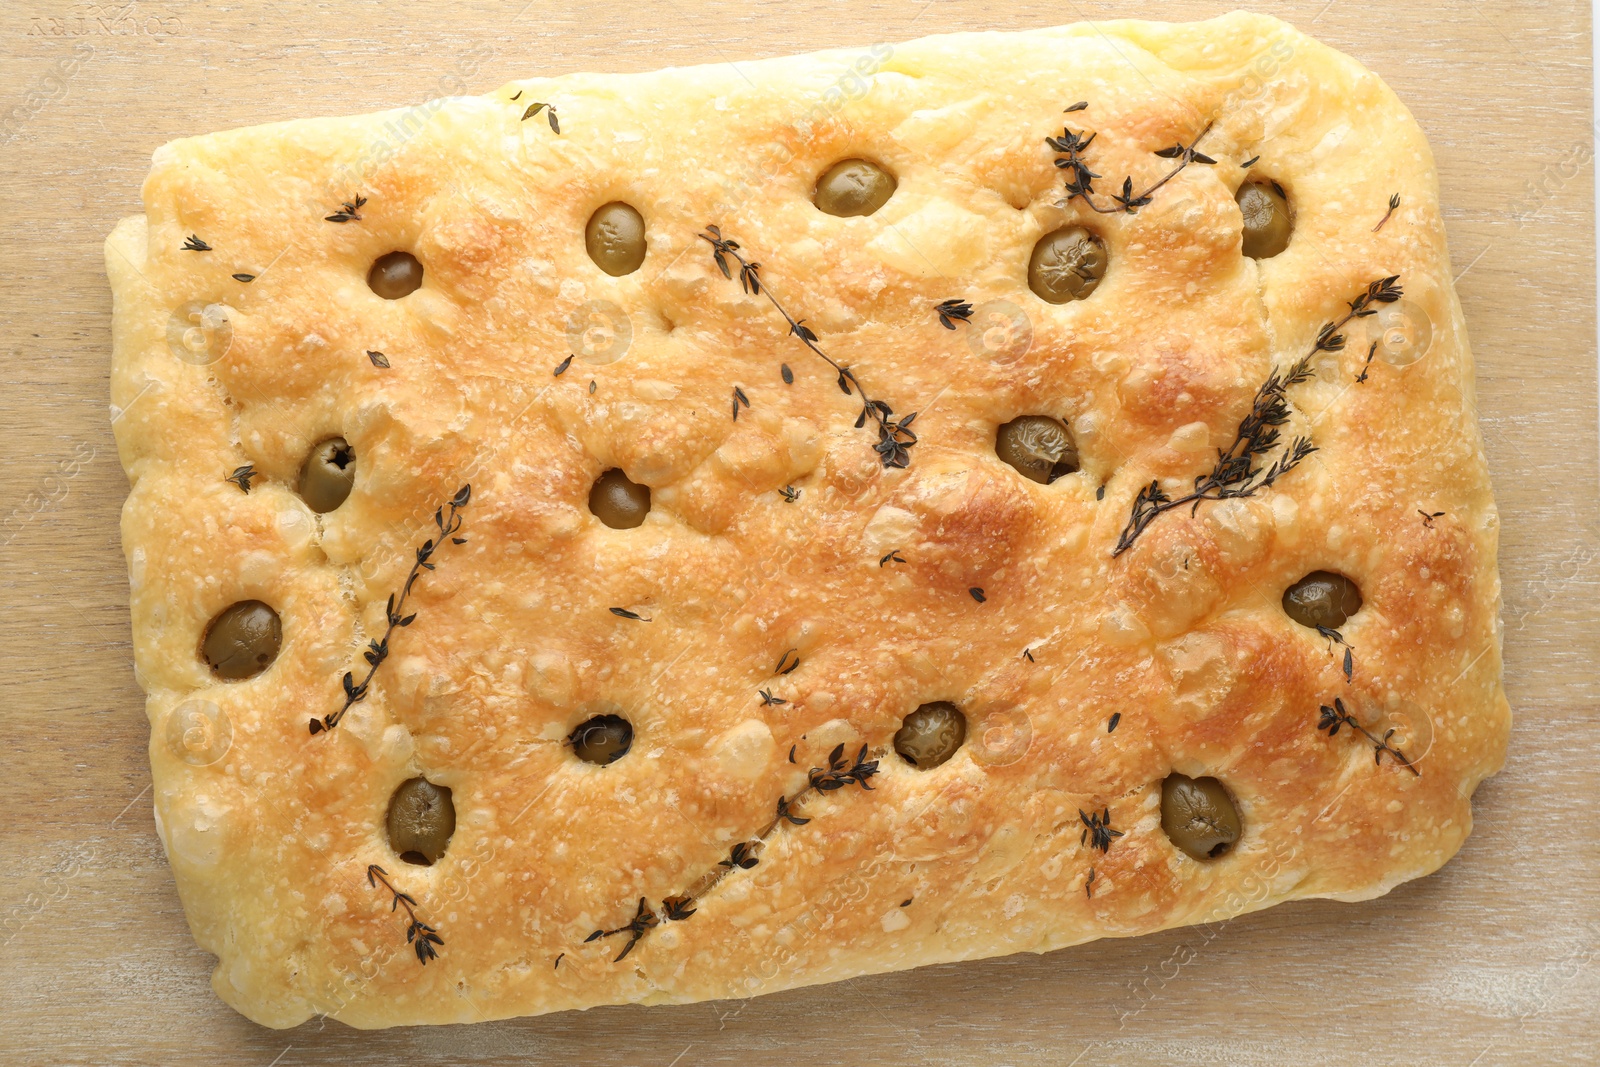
[106,11,1508,1029]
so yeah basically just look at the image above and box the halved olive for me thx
[1282,571,1363,630]
[386,777,455,865]
[1237,181,1291,259]
[813,159,897,217]
[201,600,281,680]
[1028,225,1106,303]
[368,251,424,299]
[996,416,1079,484]
[588,468,650,529]
[1160,773,1241,860]
[894,702,967,769]
[585,202,647,277]
[298,437,355,513]
[570,714,633,765]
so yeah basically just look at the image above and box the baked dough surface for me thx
[105,12,1508,1029]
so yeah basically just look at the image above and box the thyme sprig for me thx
[1049,116,1215,215]
[325,194,367,223]
[1374,193,1400,232]
[935,298,974,329]
[367,864,443,964]
[583,740,879,961]
[1114,277,1403,555]
[584,897,657,962]
[182,234,212,252]
[699,225,918,468]
[310,484,471,735]
[1316,697,1420,775]
[1079,808,1124,852]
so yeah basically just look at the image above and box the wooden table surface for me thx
[2,1,1596,1063]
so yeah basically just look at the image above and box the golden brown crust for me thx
[106,11,1508,1029]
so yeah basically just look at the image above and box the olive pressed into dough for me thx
[1283,571,1363,630]
[367,251,424,299]
[1028,225,1106,303]
[995,416,1079,484]
[893,702,967,768]
[298,437,355,513]
[585,202,648,276]
[570,714,634,765]
[588,469,651,529]
[1160,773,1242,860]
[1237,180,1292,259]
[813,159,897,217]
[387,777,456,865]
[201,600,281,680]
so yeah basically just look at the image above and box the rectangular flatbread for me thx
[105,11,1508,1028]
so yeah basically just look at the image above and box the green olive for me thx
[570,714,633,765]
[386,777,456,865]
[1027,226,1106,303]
[996,416,1079,484]
[894,702,967,769]
[1237,181,1291,259]
[1160,773,1241,860]
[813,159,897,217]
[1282,571,1363,630]
[298,437,355,513]
[201,600,282,680]
[584,202,647,276]
[368,251,424,299]
[588,468,650,529]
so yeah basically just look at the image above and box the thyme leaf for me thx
[324,194,367,223]
[584,897,657,962]
[226,464,256,493]
[1079,808,1124,852]
[1316,626,1356,682]
[521,101,560,133]
[935,298,974,330]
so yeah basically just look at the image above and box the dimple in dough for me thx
[106,11,1508,1029]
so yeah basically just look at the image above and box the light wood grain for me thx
[1,1,1596,1063]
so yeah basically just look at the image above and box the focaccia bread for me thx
[105,11,1509,1029]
